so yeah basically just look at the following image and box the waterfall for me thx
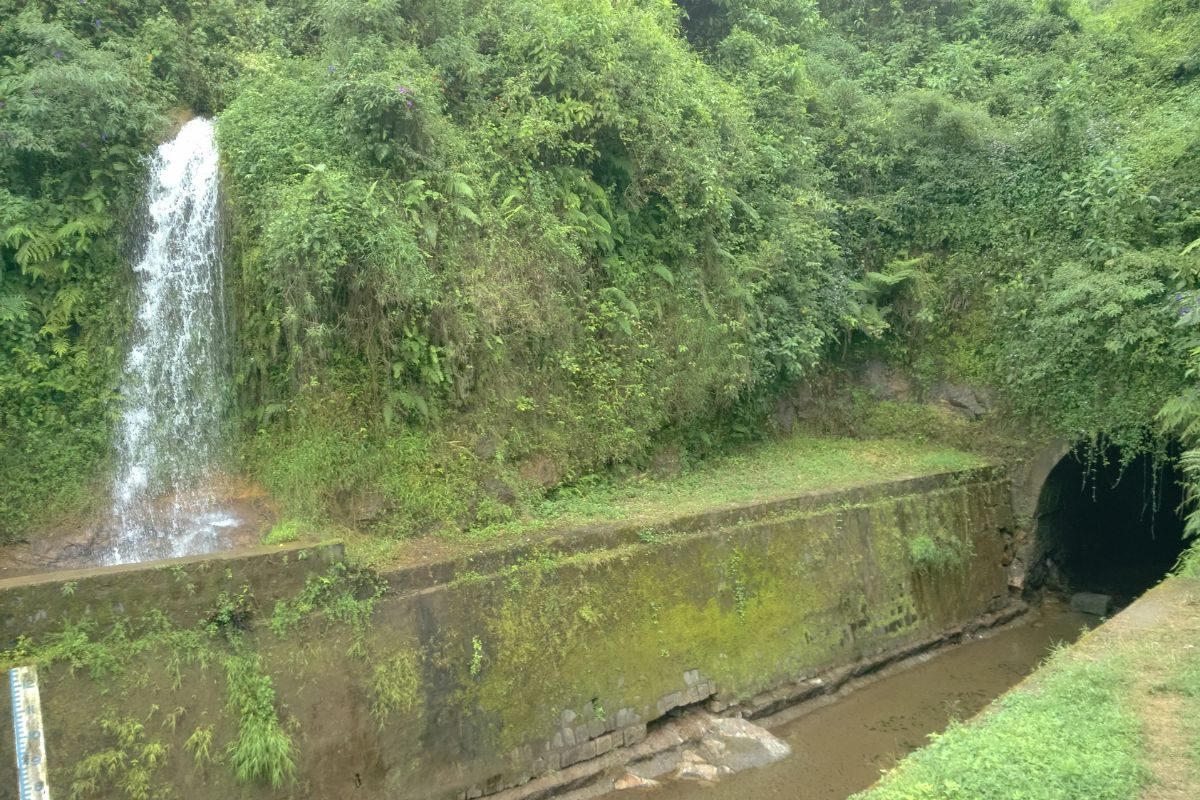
[106,117,234,565]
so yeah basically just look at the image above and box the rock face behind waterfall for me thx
[106,117,232,565]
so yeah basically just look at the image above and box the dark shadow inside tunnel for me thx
[1033,444,1188,603]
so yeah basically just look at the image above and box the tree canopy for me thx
[1,0,1198,539]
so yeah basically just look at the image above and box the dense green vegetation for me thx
[1,0,1198,542]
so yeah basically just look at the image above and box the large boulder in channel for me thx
[698,716,792,772]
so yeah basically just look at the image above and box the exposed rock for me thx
[773,382,817,433]
[859,359,914,402]
[473,433,500,461]
[774,395,797,434]
[700,717,791,772]
[343,489,394,524]
[614,773,660,791]
[1070,592,1112,616]
[698,736,727,763]
[930,382,992,420]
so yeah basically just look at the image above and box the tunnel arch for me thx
[1029,442,1188,604]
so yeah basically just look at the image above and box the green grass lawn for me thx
[481,435,984,535]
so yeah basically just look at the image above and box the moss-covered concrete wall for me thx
[0,468,1012,800]
[0,542,345,644]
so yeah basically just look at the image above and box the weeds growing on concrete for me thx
[907,531,974,574]
[223,650,295,788]
[70,716,169,800]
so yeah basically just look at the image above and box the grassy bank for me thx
[854,575,1200,800]
[294,433,989,569]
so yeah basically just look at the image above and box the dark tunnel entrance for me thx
[1033,444,1188,604]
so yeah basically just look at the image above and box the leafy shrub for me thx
[262,520,303,546]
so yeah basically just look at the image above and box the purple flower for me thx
[405,99,413,109]
[51,50,63,60]
[93,18,102,29]
[327,64,337,74]
[396,85,410,95]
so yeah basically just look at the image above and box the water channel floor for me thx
[624,601,1092,800]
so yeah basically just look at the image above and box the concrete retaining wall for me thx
[0,467,1014,800]
[0,542,345,644]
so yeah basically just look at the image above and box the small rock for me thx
[674,762,720,782]
[614,773,660,791]
[347,490,392,523]
[1008,568,1025,591]
[1070,592,1112,616]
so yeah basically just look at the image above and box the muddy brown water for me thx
[626,601,1093,800]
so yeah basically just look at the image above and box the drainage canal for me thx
[606,444,1189,799]
[607,603,1092,800]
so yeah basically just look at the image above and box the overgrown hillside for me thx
[1,0,1197,543]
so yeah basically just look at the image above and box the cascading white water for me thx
[106,117,235,565]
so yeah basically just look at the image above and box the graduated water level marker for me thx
[9,667,50,800]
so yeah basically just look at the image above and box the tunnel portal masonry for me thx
[1018,442,1188,603]
[0,463,1052,800]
